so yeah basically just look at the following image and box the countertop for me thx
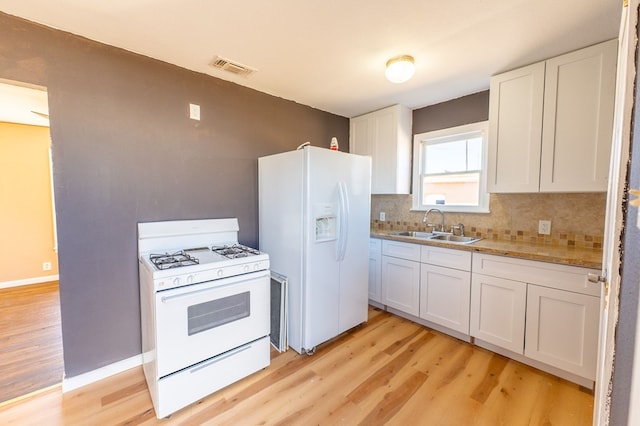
[370,230,603,270]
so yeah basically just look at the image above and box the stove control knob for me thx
[254,263,260,270]
[217,270,223,277]
[173,277,180,287]
[243,265,250,272]
[187,275,194,284]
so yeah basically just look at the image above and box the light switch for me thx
[189,103,200,121]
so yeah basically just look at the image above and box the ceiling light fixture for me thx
[385,55,415,83]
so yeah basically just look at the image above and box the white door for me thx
[594,3,637,424]
[420,264,471,334]
[303,148,342,351]
[381,256,420,316]
[487,62,545,193]
[470,273,526,354]
[155,271,270,377]
[303,147,371,350]
[525,284,599,380]
[336,152,371,333]
[539,40,617,192]
[368,238,382,302]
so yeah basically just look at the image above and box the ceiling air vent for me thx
[210,56,257,78]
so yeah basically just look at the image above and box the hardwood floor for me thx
[0,307,593,425]
[0,281,64,403]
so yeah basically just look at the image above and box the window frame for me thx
[411,121,490,213]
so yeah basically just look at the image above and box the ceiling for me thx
[0,1,621,119]
[0,81,49,127]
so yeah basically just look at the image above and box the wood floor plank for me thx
[0,281,63,403]
[0,307,595,425]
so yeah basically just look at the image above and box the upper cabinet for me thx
[488,40,617,193]
[350,104,412,194]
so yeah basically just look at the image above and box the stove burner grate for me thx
[212,244,261,259]
[150,250,200,270]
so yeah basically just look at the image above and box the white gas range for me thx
[138,218,270,419]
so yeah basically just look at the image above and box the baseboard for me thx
[62,354,142,393]
[0,275,60,289]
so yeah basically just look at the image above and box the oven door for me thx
[155,269,270,378]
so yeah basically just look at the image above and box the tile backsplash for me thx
[371,193,606,249]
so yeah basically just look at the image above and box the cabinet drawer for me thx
[472,253,599,296]
[369,238,382,257]
[382,240,421,262]
[421,245,471,271]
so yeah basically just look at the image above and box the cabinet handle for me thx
[587,273,608,291]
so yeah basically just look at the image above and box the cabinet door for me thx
[368,239,382,303]
[420,264,471,334]
[487,62,545,193]
[540,39,617,192]
[349,105,411,195]
[381,256,420,316]
[372,107,396,194]
[525,284,600,380]
[470,273,526,354]
[350,115,373,158]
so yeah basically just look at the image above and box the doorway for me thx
[0,80,64,403]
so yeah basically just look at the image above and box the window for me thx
[412,121,489,213]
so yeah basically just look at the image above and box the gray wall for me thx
[412,91,489,134]
[0,12,348,377]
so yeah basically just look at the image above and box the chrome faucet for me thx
[450,223,465,236]
[422,208,445,232]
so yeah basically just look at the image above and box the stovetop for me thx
[148,244,266,271]
[212,244,261,259]
[150,250,200,270]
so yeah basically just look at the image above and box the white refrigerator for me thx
[258,146,371,354]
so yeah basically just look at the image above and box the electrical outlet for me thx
[379,212,386,221]
[189,103,200,120]
[538,220,551,235]
[42,261,52,271]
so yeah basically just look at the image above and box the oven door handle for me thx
[160,274,264,303]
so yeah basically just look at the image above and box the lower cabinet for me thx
[375,238,601,387]
[525,284,600,380]
[470,273,526,354]
[381,255,420,316]
[420,264,471,335]
[368,238,382,303]
[471,252,601,385]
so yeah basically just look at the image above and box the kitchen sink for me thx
[389,231,435,239]
[387,231,482,244]
[428,234,482,244]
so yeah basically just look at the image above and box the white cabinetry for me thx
[350,104,412,194]
[488,39,617,193]
[381,240,420,316]
[471,252,601,385]
[470,273,526,354]
[487,62,545,192]
[419,246,471,335]
[368,238,382,304]
[525,284,600,380]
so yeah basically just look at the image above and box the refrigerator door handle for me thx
[337,181,350,261]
